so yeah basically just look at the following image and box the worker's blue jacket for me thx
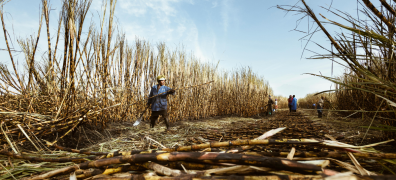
[147,85,175,111]
[291,98,298,110]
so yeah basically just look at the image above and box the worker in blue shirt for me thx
[291,95,298,112]
[147,75,175,130]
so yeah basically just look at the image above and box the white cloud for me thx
[118,0,181,42]
[119,0,178,17]
[188,23,205,61]
[221,0,230,32]
[220,0,238,33]
[116,0,211,62]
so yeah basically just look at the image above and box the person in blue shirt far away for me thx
[291,95,298,112]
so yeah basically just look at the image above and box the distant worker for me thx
[317,96,324,118]
[274,99,278,114]
[313,103,316,109]
[288,95,293,112]
[267,95,275,116]
[291,95,297,112]
[147,75,176,130]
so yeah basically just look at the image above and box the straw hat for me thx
[157,75,166,81]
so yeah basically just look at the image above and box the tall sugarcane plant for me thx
[278,0,396,140]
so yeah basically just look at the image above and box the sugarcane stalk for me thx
[0,122,19,154]
[227,127,286,153]
[161,139,321,152]
[200,148,222,152]
[102,162,224,175]
[105,150,168,158]
[30,164,80,180]
[76,169,105,179]
[379,0,396,15]
[136,162,182,177]
[204,165,260,176]
[49,119,81,146]
[103,164,146,175]
[243,151,396,160]
[0,150,98,162]
[52,144,109,155]
[16,124,41,152]
[166,161,225,170]
[362,0,395,31]
[0,8,24,92]
[48,110,90,146]
[52,144,166,157]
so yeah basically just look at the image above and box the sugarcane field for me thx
[1,0,396,179]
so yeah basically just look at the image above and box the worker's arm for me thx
[166,86,176,95]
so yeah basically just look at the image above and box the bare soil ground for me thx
[54,109,394,175]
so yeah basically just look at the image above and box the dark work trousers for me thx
[288,104,292,112]
[267,105,273,116]
[150,110,170,129]
[317,106,323,118]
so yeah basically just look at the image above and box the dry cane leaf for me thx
[325,134,375,175]
[69,172,77,180]
[287,147,296,160]
[256,127,287,140]
[297,160,330,168]
[347,152,376,175]
[324,171,356,180]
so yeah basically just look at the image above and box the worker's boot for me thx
[164,118,170,130]
[150,118,156,128]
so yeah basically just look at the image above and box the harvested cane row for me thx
[0,111,395,179]
[1,139,393,179]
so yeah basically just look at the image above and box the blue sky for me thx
[0,0,378,98]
